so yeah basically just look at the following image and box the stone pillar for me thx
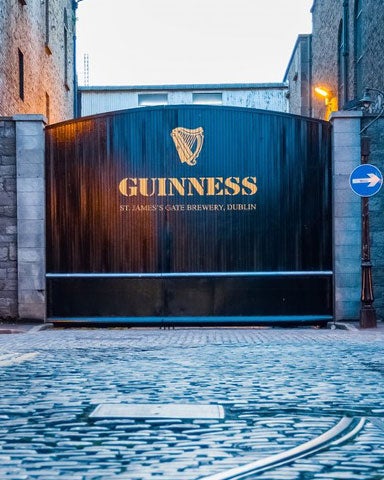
[330,111,362,321]
[0,119,17,319]
[14,115,47,321]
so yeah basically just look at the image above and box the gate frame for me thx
[6,111,362,323]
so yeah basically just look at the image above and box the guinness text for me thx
[119,176,257,197]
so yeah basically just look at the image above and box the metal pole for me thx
[360,135,377,328]
[72,0,83,118]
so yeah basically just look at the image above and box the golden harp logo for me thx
[171,127,204,166]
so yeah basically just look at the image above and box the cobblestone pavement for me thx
[0,327,384,479]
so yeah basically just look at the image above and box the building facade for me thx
[283,35,312,117]
[78,83,289,117]
[0,0,76,124]
[286,0,384,321]
[286,0,384,119]
[0,0,76,320]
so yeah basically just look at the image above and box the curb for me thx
[27,323,54,334]
[335,322,359,331]
[0,329,25,335]
[0,323,54,335]
[328,322,359,331]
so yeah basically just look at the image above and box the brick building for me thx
[285,0,384,321]
[0,0,76,124]
[1,0,76,320]
[286,0,384,120]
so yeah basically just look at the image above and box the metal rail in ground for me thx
[199,416,366,480]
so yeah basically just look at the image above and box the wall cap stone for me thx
[12,115,47,124]
[330,110,363,120]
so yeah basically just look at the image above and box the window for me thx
[138,93,168,106]
[192,92,222,105]
[45,0,51,54]
[18,0,27,5]
[45,92,50,123]
[18,49,24,101]
[64,8,69,89]
[337,20,344,107]
[354,0,363,97]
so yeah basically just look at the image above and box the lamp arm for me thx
[360,105,384,135]
[365,87,384,97]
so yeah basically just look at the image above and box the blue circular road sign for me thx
[349,164,383,197]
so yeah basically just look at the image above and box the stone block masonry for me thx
[0,119,17,319]
[331,111,362,321]
[365,117,384,321]
[0,115,46,321]
[15,115,46,321]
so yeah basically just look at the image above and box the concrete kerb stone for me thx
[330,320,384,332]
[0,328,24,334]
[0,321,380,334]
[26,322,54,333]
[0,322,53,334]
[330,321,359,331]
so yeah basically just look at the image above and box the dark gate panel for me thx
[46,105,332,324]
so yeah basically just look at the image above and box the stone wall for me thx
[15,116,46,321]
[310,0,342,119]
[0,119,17,319]
[364,117,384,319]
[330,111,361,321]
[310,0,384,117]
[296,0,384,321]
[0,0,74,124]
[359,2,384,97]
[0,115,46,322]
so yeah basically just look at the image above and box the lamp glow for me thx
[314,87,331,98]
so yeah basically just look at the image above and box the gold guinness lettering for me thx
[119,176,257,197]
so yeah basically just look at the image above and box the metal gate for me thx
[45,105,332,326]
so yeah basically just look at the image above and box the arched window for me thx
[338,20,344,107]
[354,0,363,97]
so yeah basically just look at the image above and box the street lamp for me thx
[357,88,384,328]
[314,87,337,119]
[315,87,333,102]
[359,88,384,135]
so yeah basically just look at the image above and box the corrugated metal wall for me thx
[79,86,288,117]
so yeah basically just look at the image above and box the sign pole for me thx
[360,136,377,328]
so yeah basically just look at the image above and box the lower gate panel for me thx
[47,275,333,326]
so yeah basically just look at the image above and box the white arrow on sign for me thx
[351,173,382,188]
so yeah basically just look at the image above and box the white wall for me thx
[79,85,289,117]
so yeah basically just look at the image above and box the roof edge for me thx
[78,82,288,92]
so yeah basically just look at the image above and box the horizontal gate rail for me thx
[46,271,333,278]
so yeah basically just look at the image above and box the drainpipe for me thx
[308,35,313,117]
[72,0,83,117]
[343,0,349,105]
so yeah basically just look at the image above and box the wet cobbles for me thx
[0,328,383,478]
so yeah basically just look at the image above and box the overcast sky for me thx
[76,0,313,86]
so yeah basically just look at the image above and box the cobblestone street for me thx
[0,326,384,479]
